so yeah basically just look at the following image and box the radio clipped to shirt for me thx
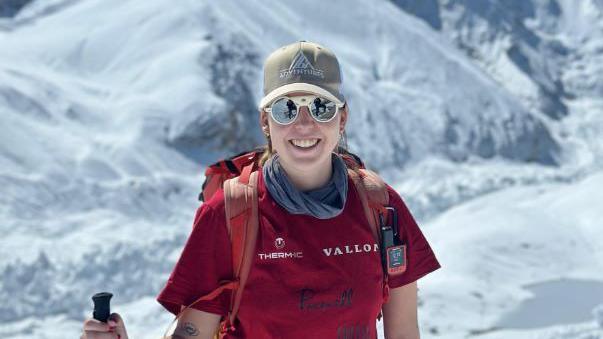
[379,207,407,276]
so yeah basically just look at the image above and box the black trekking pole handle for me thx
[92,292,113,323]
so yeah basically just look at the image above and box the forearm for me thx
[164,323,217,339]
[384,324,420,339]
[382,282,420,339]
[385,329,420,339]
[162,306,220,339]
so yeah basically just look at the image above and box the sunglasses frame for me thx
[263,94,345,126]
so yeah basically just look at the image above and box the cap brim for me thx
[259,83,344,110]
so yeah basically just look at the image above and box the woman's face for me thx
[260,92,348,173]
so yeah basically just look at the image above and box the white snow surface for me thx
[0,0,602,338]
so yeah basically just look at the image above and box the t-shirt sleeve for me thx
[385,185,441,288]
[156,202,233,316]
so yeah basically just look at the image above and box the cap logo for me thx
[279,50,324,80]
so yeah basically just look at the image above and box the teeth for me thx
[291,139,319,148]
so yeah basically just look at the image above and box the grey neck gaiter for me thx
[262,153,349,220]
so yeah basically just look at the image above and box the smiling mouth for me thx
[289,139,321,149]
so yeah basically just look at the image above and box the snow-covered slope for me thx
[391,0,603,162]
[413,171,603,338]
[0,0,601,338]
[382,0,603,221]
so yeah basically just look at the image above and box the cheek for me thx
[324,120,341,144]
[269,124,287,150]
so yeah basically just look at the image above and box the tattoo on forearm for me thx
[173,322,200,337]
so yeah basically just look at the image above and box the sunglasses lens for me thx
[310,97,338,121]
[271,98,297,124]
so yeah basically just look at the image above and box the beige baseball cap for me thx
[259,41,345,110]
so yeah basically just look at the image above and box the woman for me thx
[81,41,441,339]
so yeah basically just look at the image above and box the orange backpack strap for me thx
[348,168,389,242]
[161,168,259,339]
[220,168,259,334]
[348,168,392,318]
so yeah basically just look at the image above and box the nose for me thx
[295,106,316,126]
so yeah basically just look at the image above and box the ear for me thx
[339,103,348,132]
[259,109,270,134]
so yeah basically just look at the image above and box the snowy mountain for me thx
[0,0,601,338]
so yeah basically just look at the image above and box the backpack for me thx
[162,146,406,338]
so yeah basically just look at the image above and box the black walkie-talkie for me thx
[379,207,407,276]
[92,292,113,323]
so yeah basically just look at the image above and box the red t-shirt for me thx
[156,169,441,338]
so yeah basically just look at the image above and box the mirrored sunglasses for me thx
[264,95,344,125]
